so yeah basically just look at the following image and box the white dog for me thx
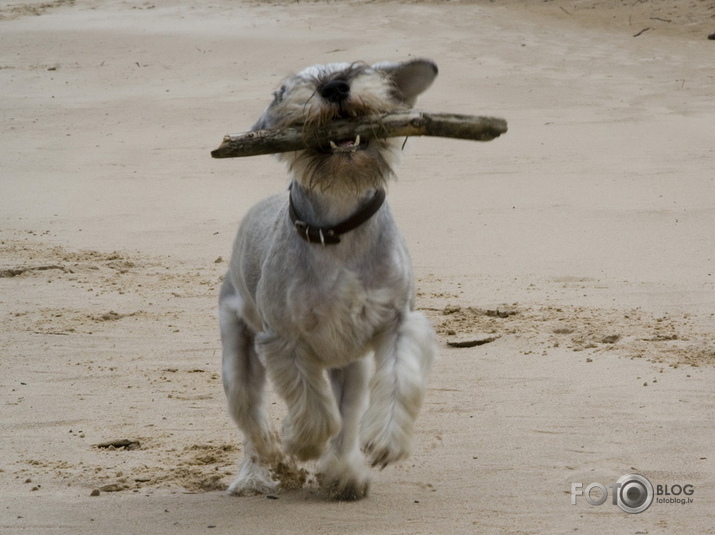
[219,59,437,500]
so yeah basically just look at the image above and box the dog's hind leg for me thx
[257,333,341,463]
[362,310,435,468]
[318,360,371,500]
[219,283,281,496]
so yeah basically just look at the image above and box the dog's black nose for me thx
[320,79,351,103]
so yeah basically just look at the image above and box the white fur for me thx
[219,59,438,500]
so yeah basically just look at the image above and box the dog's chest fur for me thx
[234,194,413,367]
[287,267,401,366]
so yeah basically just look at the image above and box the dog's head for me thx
[252,59,438,193]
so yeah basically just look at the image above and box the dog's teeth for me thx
[329,141,338,150]
[354,135,361,146]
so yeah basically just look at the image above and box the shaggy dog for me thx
[219,59,437,500]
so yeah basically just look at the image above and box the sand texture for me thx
[1,0,714,533]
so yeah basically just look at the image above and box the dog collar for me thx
[289,188,386,246]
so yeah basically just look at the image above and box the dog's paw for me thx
[363,443,410,469]
[362,428,411,469]
[317,451,371,501]
[227,457,280,497]
[362,399,416,468]
[322,474,371,501]
[227,475,279,497]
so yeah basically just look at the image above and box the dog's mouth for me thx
[325,134,368,154]
[298,104,380,156]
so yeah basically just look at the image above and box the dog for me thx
[219,58,437,501]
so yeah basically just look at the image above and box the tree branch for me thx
[210,111,508,159]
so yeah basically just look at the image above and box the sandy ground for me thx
[2,0,714,533]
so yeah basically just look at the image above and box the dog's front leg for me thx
[220,288,281,496]
[362,310,435,468]
[257,332,341,462]
[318,360,371,500]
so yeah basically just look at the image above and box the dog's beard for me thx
[283,139,396,194]
[264,66,409,194]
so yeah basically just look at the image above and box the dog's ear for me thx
[250,102,278,131]
[250,81,290,131]
[373,59,438,106]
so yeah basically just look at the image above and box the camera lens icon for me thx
[616,474,654,514]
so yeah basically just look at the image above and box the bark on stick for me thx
[211,111,507,159]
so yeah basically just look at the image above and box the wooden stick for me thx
[211,111,507,159]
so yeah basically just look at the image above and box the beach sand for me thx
[1,0,714,533]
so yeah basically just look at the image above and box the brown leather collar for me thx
[289,187,386,246]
